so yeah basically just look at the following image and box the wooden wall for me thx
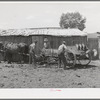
[88,38,99,60]
[40,35,87,49]
[0,36,32,45]
[31,35,87,53]
[98,38,100,59]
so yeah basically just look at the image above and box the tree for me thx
[59,12,86,31]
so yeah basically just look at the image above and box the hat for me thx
[62,41,66,44]
[44,38,48,42]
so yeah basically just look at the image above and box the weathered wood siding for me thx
[88,38,99,60]
[32,35,87,50]
[38,35,87,49]
[0,36,32,45]
[98,38,100,59]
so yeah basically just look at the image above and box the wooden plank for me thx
[88,38,99,60]
[98,38,100,59]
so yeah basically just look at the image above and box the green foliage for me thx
[59,12,86,31]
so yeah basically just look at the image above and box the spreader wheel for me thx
[78,52,91,66]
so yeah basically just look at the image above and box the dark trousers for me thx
[29,51,36,67]
[58,53,67,69]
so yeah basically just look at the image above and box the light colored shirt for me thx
[44,42,48,49]
[43,42,50,49]
[29,43,36,53]
[58,44,67,54]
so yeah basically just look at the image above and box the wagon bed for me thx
[41,46,91,68]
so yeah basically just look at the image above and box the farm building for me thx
[0,28,87,55]
[0,28,88,62]
[87,32,100,60]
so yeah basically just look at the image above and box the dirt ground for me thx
[0,60,100,88]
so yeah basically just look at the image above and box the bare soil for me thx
[0,60,100,88]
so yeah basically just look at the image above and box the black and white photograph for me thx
[0,1,99,90]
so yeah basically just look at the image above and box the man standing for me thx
[58,41,67,70]
[29,40,37,68]
[43,38,49,49]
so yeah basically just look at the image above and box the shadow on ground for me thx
[66,64,97,70]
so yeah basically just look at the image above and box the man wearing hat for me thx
[43,38,49,49]
[29,40,38,68]
[58,41,67,70]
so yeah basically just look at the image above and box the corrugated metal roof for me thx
[0,28,87,36]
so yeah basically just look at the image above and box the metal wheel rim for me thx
[78,53,91,65]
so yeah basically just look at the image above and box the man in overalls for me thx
[58,41,67,70]
[29,40,37,68]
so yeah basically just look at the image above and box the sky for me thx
[0,2,100,33]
